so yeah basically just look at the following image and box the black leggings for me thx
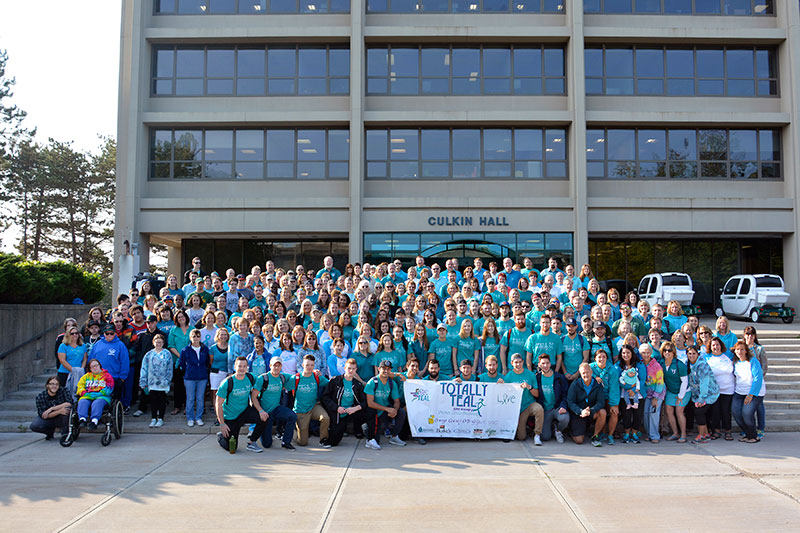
[694,402,711,426]
[150,391,167,419]
[327,409,367,447]
[172,367,185,409]
[619,400,643,431]
[709,393,732,432]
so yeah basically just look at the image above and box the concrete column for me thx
[781,0,800,307]
[348,0,365,262]
[167,244,183,279]
[568,1,588,268]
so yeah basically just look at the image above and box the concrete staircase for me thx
[2,332,799,434]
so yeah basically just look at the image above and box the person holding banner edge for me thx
[504,353,545,445]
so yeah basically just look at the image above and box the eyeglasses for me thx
[47,382,59,387]
[104,332,116,336]
[662,348,674,353]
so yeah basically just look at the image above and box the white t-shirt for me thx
[706,354,735,395]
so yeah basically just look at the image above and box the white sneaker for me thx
[195,419,204,426]
[555,430,565,444]
[187,420,194,427]
[389,435,407,447]
[365,438,381,450]
[246,442,263,453]
[534,434,543,446]
[133,410,144,417]
[149,418,157,428]
[155,419,164,428]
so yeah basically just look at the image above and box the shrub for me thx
[0,253,104,304]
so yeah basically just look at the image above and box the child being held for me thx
[620,367,640,409]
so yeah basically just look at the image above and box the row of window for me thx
[152,46,349,96]
[366,46,565,96]
[149,127,781,181]
[586,128,780,179]
[154,0,773,13]
[150,129,350,179]
[365,128,568,179]
[585,46,777,97]
[151,45,780,98]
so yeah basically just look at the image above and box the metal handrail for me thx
[0,322,63,361]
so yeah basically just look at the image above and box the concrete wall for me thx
[0,305,92,401]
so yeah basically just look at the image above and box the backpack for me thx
[257,372,287,401]
[290,373,323,403]
[223,372,255,403]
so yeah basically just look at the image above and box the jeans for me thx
[77,398,108,421]
[30,414,69,437]
[732,393,762,440]
[122,365,136,408]
[259,405,298,448]
[541,407,570,441]
[756,398,766,432]
[643,397,664,441]
[184,379,207,421]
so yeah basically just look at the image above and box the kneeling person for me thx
[566,363,607,447]
[216,356,268,453]
[251,357,298,451]
[504,353,545,445]
[289,354,331,447]
[364,360,406,449]
[322,358,367,447]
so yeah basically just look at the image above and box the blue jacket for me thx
[89,337,130,380]
[178,344,210,380]
[566,378,605,416]
[535,370,569,411]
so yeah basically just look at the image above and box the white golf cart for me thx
[716,274,795,323]
[637,272,701,315]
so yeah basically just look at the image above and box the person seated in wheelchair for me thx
[75,358,114,430]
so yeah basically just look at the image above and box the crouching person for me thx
[288,354,331,448]
[322,358,367,447]
[364,359,407,450]
[567,362,607,447]
[215,356,268,454]
[251,356,298,451]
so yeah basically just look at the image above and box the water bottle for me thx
[229,436,236,454]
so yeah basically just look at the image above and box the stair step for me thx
[0,420,31,433]
[0,410,36,422]
[4,390,41,400]
[764,400,800,410]
[765,373,800,381]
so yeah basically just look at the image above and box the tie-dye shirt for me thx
[644,359,666,400]
[76,370,114,404]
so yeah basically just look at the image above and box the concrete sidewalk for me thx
[1,432,799,532]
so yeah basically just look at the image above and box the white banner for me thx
[404,379,524,439]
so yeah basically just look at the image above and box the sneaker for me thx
[281,442,296,451]
[757,430,765,439]
[534,434,543,446]
[591,435,603,447]
[245,442,263,453]
[365,438,381,450]
[133,409,143,417]
[389,435,407,447]
[123,407,132,415]
[149,418,157,428]
[415,438,427,445]
[361,423,369,437]
[607,435,616,446]
[79,418,87,429]
[187,420,194,427]
[155,419,164,428]
[88,421,97,430]
[320,439,332,448]
[554,430,565,444]
[195,419,204,426]
[384,428,392,437]
[622,433,630,443]
[632,432,641,444]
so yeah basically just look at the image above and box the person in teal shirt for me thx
[214,356,268,454]
[424,359,450,381]
[364,360,406,449]
[453,359,478,382]
[428,324,457,377]
[455,319,482,369]
[499,314,532,374]
[373,333,407,374]
[524,315,564,371]
[352,337,376,385]
[252,357,297,450]
[286,354,330,447]
[504,353,544,445]
[495,302,515,335]
[589,349,620,445]
[478,355,504,383]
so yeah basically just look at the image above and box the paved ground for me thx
[2,432,799,532]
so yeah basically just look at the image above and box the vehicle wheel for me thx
[782,316,794,324]
[59,434,73,447]
[715,307,724,317]
[113,401,124,439]
[750,309,760,323]
[101,433,112,447]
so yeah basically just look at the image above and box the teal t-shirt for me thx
[496,318,515,336]
[455,336,481,364]
[524,333,564,367]
[500,328,532,362]
[289,373,330,413]
[525,309,545,332]
[373,348,407,372]
[561,335,586,375]
[340,378,355,414]
[662,359,688,394]
[477,372,502,383]
[429,338,455,376]
[216,374,255,419]
[58,343,87,373]
[540,373,556,411]
[351,351,375,382]
[254,372,291,413]
[482,338,501,360]
[445,324,460,343]
[504,368,538,411]
[364,376,401,415]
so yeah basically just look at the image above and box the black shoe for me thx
[45,433,54,441]
[123,407,132,415]
[502,439,511,443]
[79,419,87,429]
[87,422,97,430]
[282,442,296,451]
[320,439,332,448]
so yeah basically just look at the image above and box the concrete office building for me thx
[115,0,800,309]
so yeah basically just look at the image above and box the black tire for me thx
[59,434,73,447]
[113,401,124,439]
[101,432,112,446]
[782,316,794,324]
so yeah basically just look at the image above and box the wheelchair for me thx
[60,397,124,447]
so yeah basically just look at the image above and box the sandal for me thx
[677,437,687,443]
[666,434,679,441]
[710,432,721,440]
[744,437,760,444]
[171,408,181,416]
[738,436,748,442]
[724,432,733,441]
[693,435,708,443]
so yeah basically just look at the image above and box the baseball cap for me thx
[564,318,577,326]
[436,323,447,331]
[146,315,158,323]
[592,320,604,329]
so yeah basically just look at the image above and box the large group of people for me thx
[32,254,770,452]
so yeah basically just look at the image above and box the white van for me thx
[716,274,795,323]
[637,273,700,314]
